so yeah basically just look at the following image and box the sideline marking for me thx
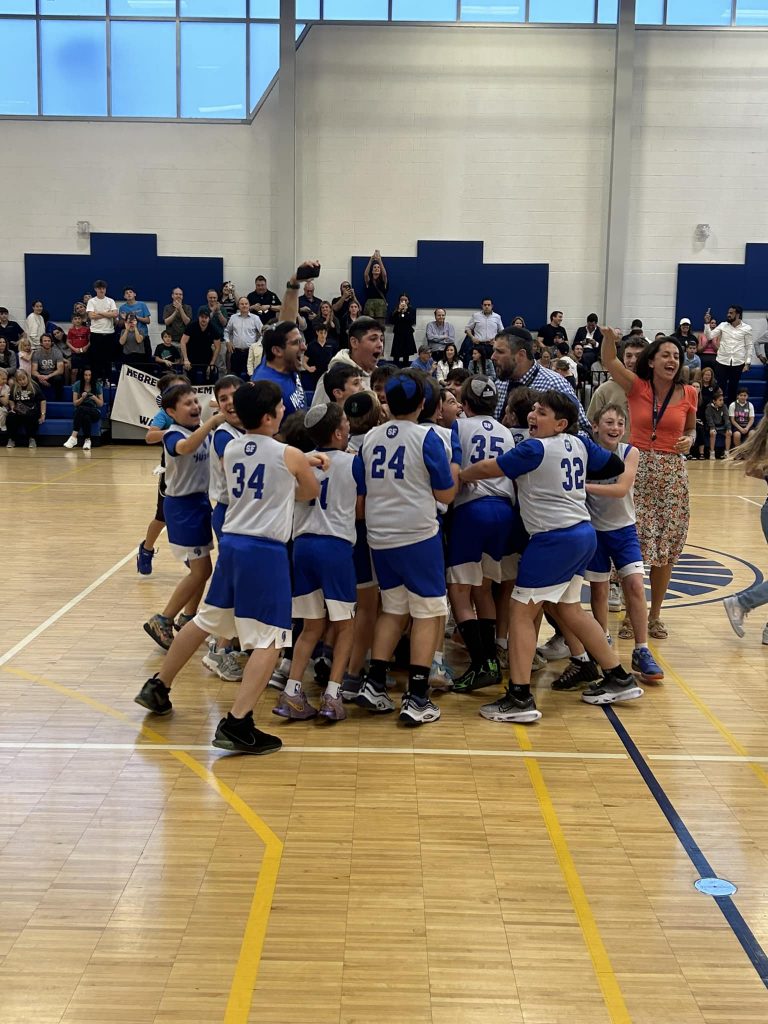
[604,706,768,989]
[2,665,282,1024]
[739,495,764,508]
[514,724,632,1024]
[0,548,137,669]
[21,458,101,493]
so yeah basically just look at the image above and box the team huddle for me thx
[133,338,661,755]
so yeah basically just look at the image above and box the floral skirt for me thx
[634,450,690,566]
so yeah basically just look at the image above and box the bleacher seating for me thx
[37,384,114,443]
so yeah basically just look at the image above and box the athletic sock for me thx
[433,650,444,667]
[634,643,648,651]
[508,683,531,700]
[408,665,430,699]
[325,681,341,699]
[284,678,302,697]
[367,659,388,689]
[457,619,484,667]
[478,619,496,661]
[574,651,591,663]
[495,636,508,650]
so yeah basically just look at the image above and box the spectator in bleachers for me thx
[0,369,10,439]
[180,309,221,383]
[466,343,495,379]
[410,344,436,377]
[199,288,229,377]
[705,389,731,459]
[87,280,119,384]
[682,340,702,383]
[0,337,17,376]
[703,306,753,406]
[0,307,23,348]
[389,294,417,367]
[331,280,360,345]
[298,280,323,339]
[6,369,45,449]
[162,287,192,346]
[570,342,589,387]
[510,315,527,329]
[17,336,32,377]
[343,300,362,342]
[673,317,697,353]
[312,317,384,407]
[31,333,64,398]
[247,275,281,324]
[154,330,182,374]
[537,310,568,348]
[425,308,455,357]
[119,287,151,337]
[623,319,646,343]
[363,250,389,324]
[573,314,603,369]
[119,313,152,371]
[67,312,91,382]
[304,323,337,391]
[311,300,341,345]
[219,281,238,321]
[462,299,503,364]
[62,368,104,451]
[26,299,46,347]
[539,348,552,369]
[225,295,262,379]
[729,387,755,448]
[435,342,461,384]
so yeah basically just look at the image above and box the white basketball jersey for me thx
[512,434,591,536]
[586,442,636,532]
[163,426,210,497]
[209,422,242,505]
[222,434,296,542]
[293,449,361,545]
[361,420,451,550]
[452,416,516,507]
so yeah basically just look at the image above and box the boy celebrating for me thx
[323,362,364,405]
[357,369,457,725]
[135,381,325,755]
[275,403,365,722]
[143,384,223,650]
[447,376,518,692]
[460,389,642,723]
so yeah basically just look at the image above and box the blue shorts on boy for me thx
[353,520,377,589]
[292,535,357,620]
[447,498,519,585]
[371,533,447,618]
[163,423,213,562]
[585,525,644,582]
[515,520,597,604]
[211,501,226,540]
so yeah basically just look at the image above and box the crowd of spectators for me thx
[1,249,765,450]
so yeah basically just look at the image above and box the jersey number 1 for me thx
[309,478,329,509]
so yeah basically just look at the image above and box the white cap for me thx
[679,317,691,326]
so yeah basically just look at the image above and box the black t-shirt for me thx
[184,321,217,365]
[246,289,281,324]
[155,341,181,363]
[537,324,568,347]
[0,320,23,346]
[305,338,338,382]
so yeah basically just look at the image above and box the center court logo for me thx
[582,544,763,609]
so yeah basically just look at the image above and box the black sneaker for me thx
[452,665,498,693]
[479,691,542,724]
[313,656,331,687]
[582,668,643,705]
[134,675,173,716]
[551,657,601,691]
[212,712,283,754]
[484,656,502,684]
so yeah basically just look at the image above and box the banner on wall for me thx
[111,365,216,429]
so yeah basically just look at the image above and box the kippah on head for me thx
[385,369,425,416]
[344,391,374,419]
[469,376,497,401]
[385,373,417,399]
[304,403,329,429]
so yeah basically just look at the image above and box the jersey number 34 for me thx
[231,462,266,499]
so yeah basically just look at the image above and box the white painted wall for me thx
[2,25,768,340]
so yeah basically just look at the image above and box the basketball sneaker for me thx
[479,691,542,724]
[631,647,664,682]
[356,678,395,713]
[536,634,570,661]
[428,660,454,691]
[136,542,155,575]
[319,692,347,722]
[582,669,643,705]
[551,657,601,691]
[174,613,194,632]
[134,675,172,716]
[212,712,282,755]
[340,673,362,701]
[272,688,318,720]
[399,693,441,726]
[143,614,174,650]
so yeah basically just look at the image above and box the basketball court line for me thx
[738,495,765,508]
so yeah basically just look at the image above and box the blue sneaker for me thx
[137,542,154,576]
[428,660,454,691]
[631,646,664,682]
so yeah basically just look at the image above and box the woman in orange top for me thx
[600,328,698,640]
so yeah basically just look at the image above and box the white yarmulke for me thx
[304,403,329,429]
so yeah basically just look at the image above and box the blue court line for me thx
[603,706,768,989]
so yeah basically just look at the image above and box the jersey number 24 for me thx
[370,444,405,480]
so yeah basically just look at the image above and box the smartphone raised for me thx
[296,264,321,280]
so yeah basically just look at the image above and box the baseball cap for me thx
[679,318,691,326]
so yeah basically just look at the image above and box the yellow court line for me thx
[2,665,283,1024]
[22,458,100,493]
[514,724,632,1024]
[651,647,768,789]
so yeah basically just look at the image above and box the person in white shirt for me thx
[703,305,753,406]
[25,299,46,347]
[462,299,503,364]
[225,296,263,378]
[86,280,119,384]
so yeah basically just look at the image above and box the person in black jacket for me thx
[389,294,417,367]
[573,314,603,369]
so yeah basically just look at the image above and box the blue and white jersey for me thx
[497,433,616,536]
[209,422,242,505]
[586,442,636,532]
[452,415,516,508]
[510,426,530,447]
[163,425,211,497]
[293,448,365,545]
[421,422,452,514]
[222,433,296,543]
[359,419,454,550]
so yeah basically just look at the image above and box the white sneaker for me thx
[531,651,547,672]
[608,582,624,612]
[723,596,746,638]
[202,638,226,674]
[428,661,454,691]
[356,679,395,713]
[216,651,244,682]
[28,438,37,449]
[536,634,570,661]
[83,438,92,451]
[63,436,78,449]
[6,439,15,449]
[399,693,441,726]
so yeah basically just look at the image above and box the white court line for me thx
[738,495,765,508]
[0,549,136,669]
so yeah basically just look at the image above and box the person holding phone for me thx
[363,249,389,325]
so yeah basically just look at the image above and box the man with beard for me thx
[491,327,591,431]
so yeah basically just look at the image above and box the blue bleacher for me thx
[37,383,114,442]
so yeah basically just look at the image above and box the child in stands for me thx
[142,384,224,651]
[135,381,324,755]
[67,312,91,383]
[704,389,731,459]
[729,387,755,447]
[459,389,642,723]
[356,369,457,725]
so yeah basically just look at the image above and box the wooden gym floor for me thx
[1,445,767,1024]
